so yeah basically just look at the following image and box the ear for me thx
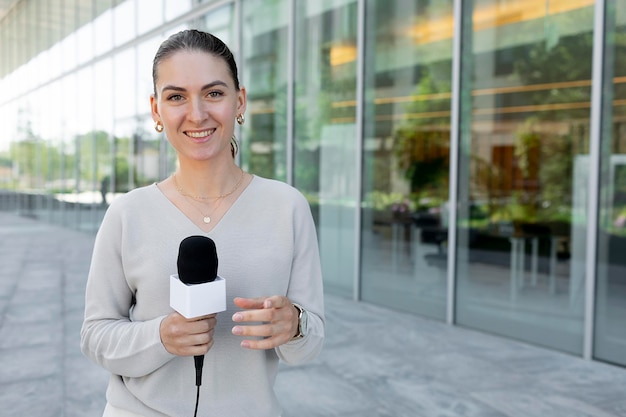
[150,94,160,123]
[236,86,247,115]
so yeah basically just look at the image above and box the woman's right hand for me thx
[160,312,217,356]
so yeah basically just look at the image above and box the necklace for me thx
[172,169,245,224]
[184,195,225,224]
[173,168,245,201]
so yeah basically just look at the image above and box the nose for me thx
[187,96,208,124]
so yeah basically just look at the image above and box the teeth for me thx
[187,129,214,138]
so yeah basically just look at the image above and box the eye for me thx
[167,94,184,101]
[207,91,224,98]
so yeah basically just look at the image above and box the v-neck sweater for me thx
[81,175,324,417]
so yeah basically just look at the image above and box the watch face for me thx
[292,304,307,339]
[300,309,308,335]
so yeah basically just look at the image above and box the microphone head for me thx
[177,235,218,285]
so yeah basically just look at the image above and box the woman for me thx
[81,29,324,417]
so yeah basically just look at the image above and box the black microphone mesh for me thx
[177,235,218,285]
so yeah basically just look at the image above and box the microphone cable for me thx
[193,385,200,417]
[193,355,204,417]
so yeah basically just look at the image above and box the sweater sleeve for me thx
[276,191,325,365]
[80,200,175,377]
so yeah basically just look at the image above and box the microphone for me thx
[176,235,218,388]
[177,235,218,285]
[171,237,225,416]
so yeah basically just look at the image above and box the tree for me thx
[393,68,452,209]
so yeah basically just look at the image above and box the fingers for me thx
[233,296,269,309]
[161,298,298,354]
[231,324,292,349]
[160,311,217,356]
[231,296,297,350]
[233,295,289,311]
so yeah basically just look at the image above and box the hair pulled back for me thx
[152,29,240,96]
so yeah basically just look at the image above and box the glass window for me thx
[165,0,192,21]
[0,21,7,77]
[94,58,114,134]
[58,73,82,228]
[114,0,135,47]
[15,91,45,218]
[61,32,78,73]
[594,0,626,366]
[112,119,135,195]
[133,115,162,188]
[41,80,66,226]
[137,37,163,109]
[136,37,167,185]
[76,22,94,65]
[42,77,69,227]
[64,66,101,231]
[114,48,137,120]
[455,0,595,354]
[94,9,113,56]
[137,0,163,35]
[29,83,48,218]
[93,58,114,213]
[201,4,234,45]
[241,0,290,181]
[114,47,137,194]
[295,0,359,297]
[361,0,453,319]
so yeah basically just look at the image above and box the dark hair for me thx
[152,29,240,96]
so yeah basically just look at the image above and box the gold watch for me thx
[291,303,308,340]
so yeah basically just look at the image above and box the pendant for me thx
[203,216,211,224]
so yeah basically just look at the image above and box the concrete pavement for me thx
[1,211,626,416]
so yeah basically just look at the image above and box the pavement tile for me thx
[1,211,626,417]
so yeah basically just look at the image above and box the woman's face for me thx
[151,50,246,163]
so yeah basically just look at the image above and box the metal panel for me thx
[447,0,465,325]
[585,0,607,361]
[353,0,364,301]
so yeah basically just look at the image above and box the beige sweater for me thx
[81,176,325,417]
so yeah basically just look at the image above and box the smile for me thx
[186,129,215,138]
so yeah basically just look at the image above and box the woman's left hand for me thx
[231,296,299,349]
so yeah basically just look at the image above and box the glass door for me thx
[294,0,359,297]
[360,0,453,319]
[594,0,626,366]
[455,0,595,354]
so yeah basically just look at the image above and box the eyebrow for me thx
[161,80,230,93]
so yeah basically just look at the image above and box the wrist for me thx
[291,303,308,340]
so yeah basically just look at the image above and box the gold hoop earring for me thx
[236,113,245,126]
[154,121,164,133]
[230,136,239,157]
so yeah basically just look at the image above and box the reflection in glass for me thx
[455,0,594,354]
[76,23,94,66]
[165,0,192,21]
[202,4,234,46]
[594,0,626,367]
[133,117,162,188]
[138,38,163,105]
[42,81,65,226]
[137,0,163,35]
[241,0,289,181]
[360,0,452,319]
[114,48,137,121]
[295,0,358,297]
[94,9,113,57]
[94,58,114,215]
[112,120,134,195]
[114,1,135,47]
[76,66,98,227]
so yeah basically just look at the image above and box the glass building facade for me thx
[1,0,625,367]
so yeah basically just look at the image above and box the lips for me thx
[185,128,215,139]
